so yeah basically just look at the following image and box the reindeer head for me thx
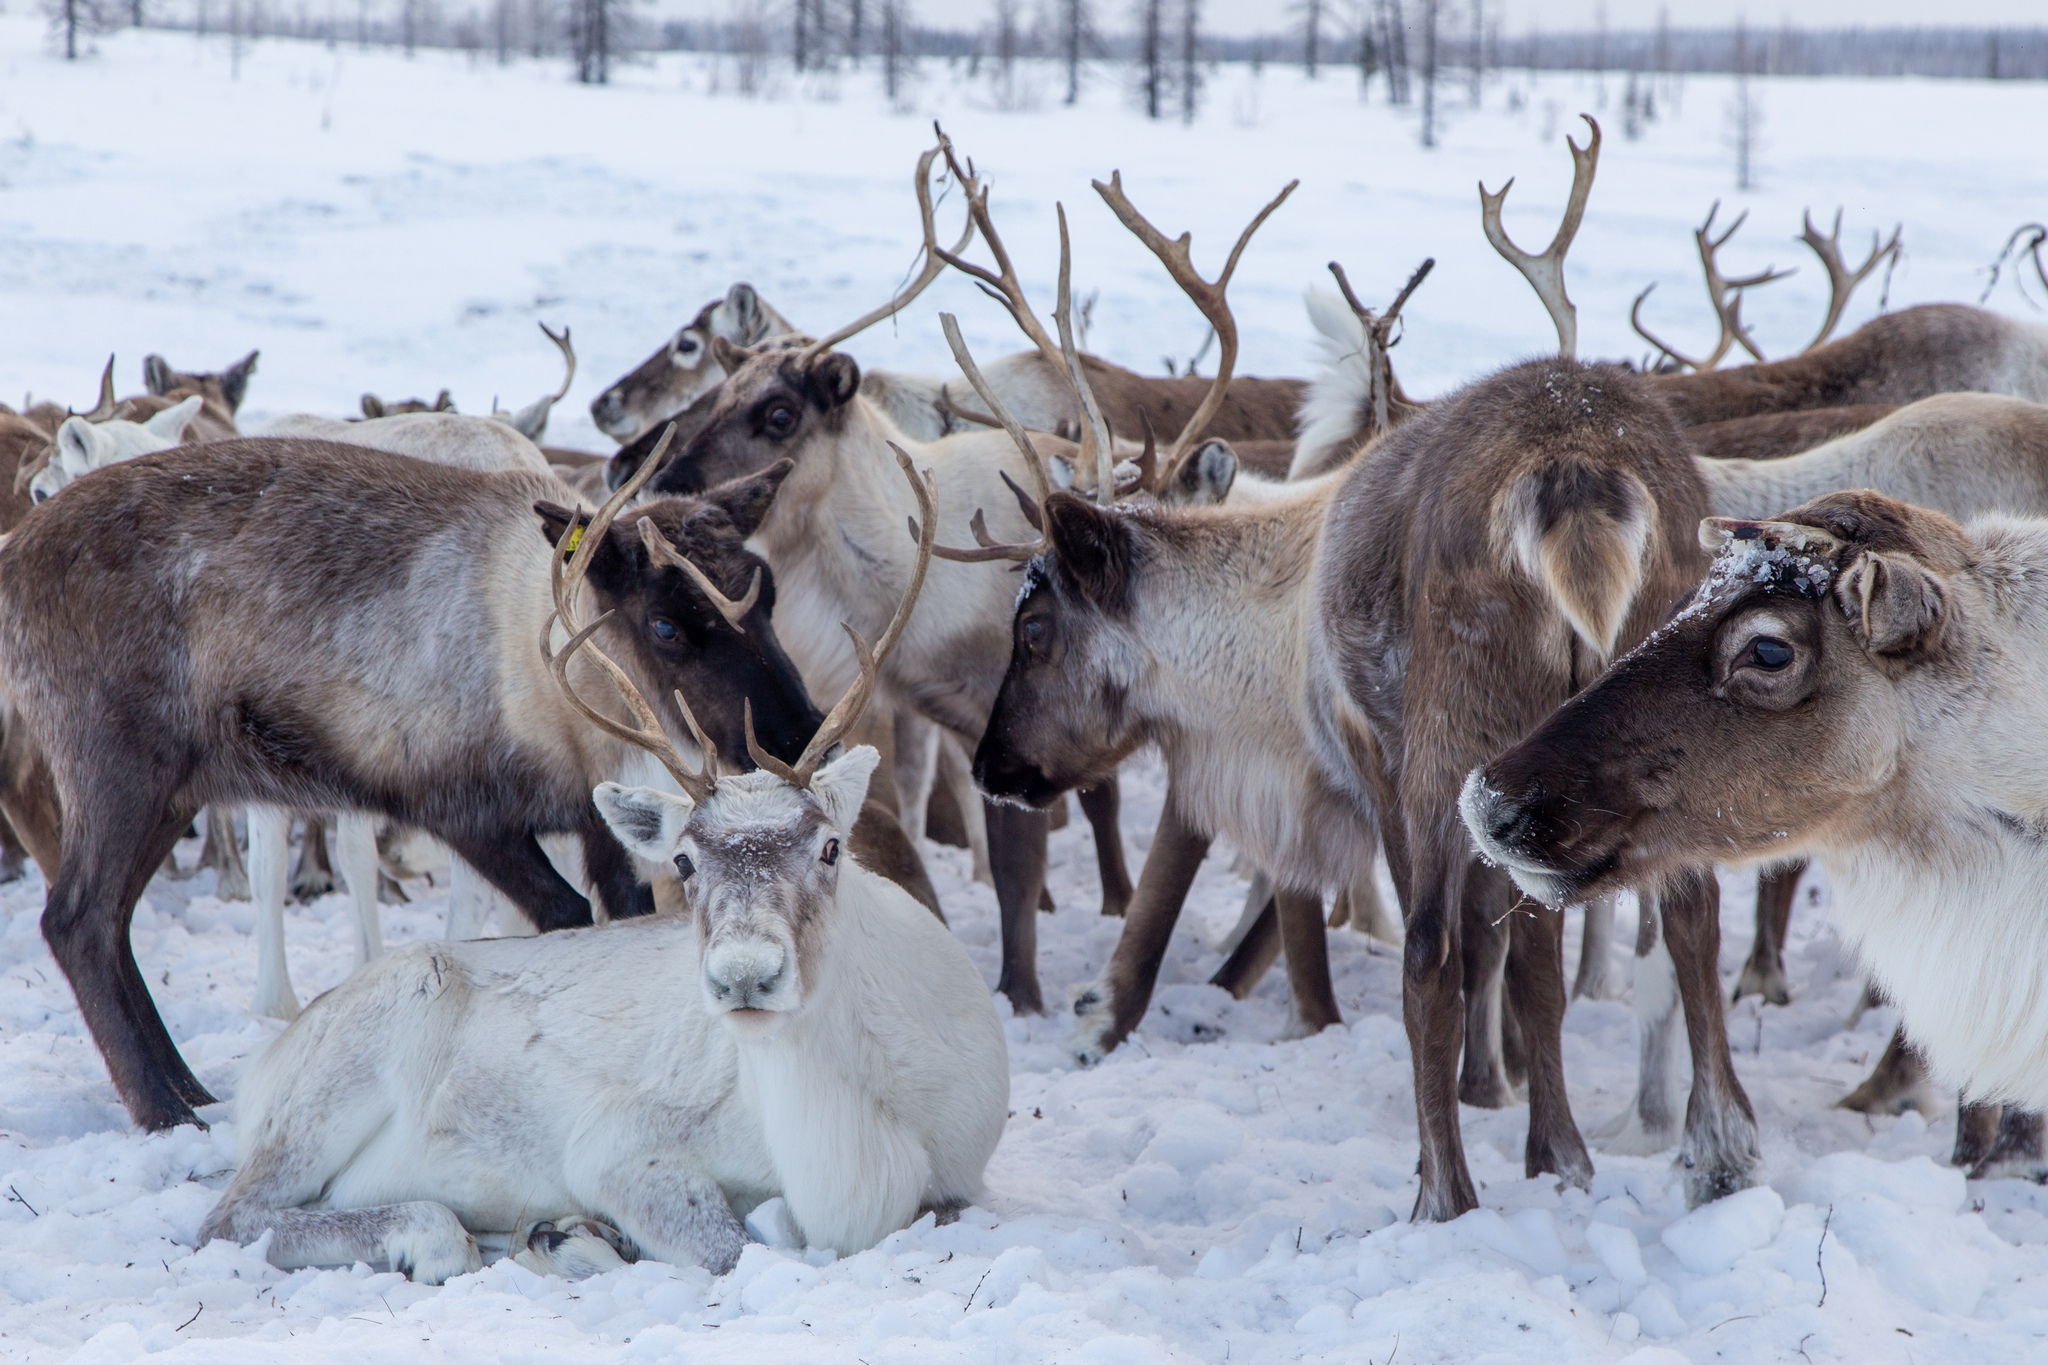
[974,493,1150,807]
[567,448,940,1034]
[590,284,791,443]
[30,396,207,503]
[647,342,865,502]
[537,451,822,772]
[144,349,258,415]
[594,749,878,1028]
[1461,490,1974,906]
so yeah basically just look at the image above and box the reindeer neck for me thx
[1130,485,1376,890]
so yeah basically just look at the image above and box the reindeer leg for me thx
[892,707,939,844]
[248,807,300,1023]
[1071,800,1210,1063]
[561,1150,747,1277]
[1662,869,1762,1207]
[1970,1107,2048,1183]
[1598,901,1685,1153]
[1077,780,1134,918]
[1403,832,1479,1222]
[1276,888,1342,1036]
[1733,858,1802,1006]
[1838,1024,1937,1115]
[935,736,992,884]
[1458,873,1514,1109]
[332,813,384,969]
[1572,894,1622,1001]
[1210,896,1281,998]
[1954,1100,2003,1172]
[1497,875,1592,1188]
[987,801,1050,1015]
[574,818,654,924]
[202,806,250,901]
[1350,859,1403,947]
[0,715,61,883]
[0,812,28,885]
[291,815,338,903]
[443,829,595,933]
[43,784,213,1130]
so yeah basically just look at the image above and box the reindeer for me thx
[27,396,207,502]
[1463,491,2048,1130]
[1630,207,2048,424]
[591,285,795,443]
[0,431,832,1131]
[636,136,1277,1012]
[141,348,257,442]
[198,452,1006,1282]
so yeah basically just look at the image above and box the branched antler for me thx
[71,356,117,422]
[1981,223,2048,308]
[923,312,1056,563]
[539,322,576,402]
[1092,170,1298,490]
[1630,201,1793,371]
[930,132,1116,505]
[1480,114,1601,358]
[1328,257,1434,439]
[798,134,978,364]
[541,423,721,804]
[1797,210,1901,351]
[747,447,939,789]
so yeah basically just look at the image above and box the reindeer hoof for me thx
[1731,961,1791,1007]
[513,1216,633,1281]
[1068,983,1117,1066]
[387,1205,483,1284]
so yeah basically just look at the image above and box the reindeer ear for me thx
[144,394,205,443]
[809,745,879,833]
[1174,438,1237,506]
[593,783,695,864]
[710,336,753,374]
[1045,493,1134,609]
[56,418,100,477]
[1836,550,1947,661]
[726,283,768,343]
[699,458,795,538]
[534,501,633,585]
[805,353,861,410]
[221,351,258,411]
[360,393,386,419]
[142,355,177,398]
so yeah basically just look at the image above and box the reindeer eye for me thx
[763,405,797,438]
[1749,637,1794,670]
[652,617,678,641]
[673,852,694,880]
[677,338,698,356]
[820,838,839,866]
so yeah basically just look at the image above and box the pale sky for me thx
[660,0,2048,40]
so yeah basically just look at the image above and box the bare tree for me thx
[1062,0,1092,104]
[572,0,611,81]
[1418,0,1436,146]
[1298,0,1322,76]
[492,0,511,62]
[994,0,1020,108]
[1383,0,1409,104]
[1138,0,1162,118]
[847,0,863,59]
[1350,0,1377,98]
[48,0,121,58]
[1179,0,1200,123]
[793,0,809,70]
[1468,0,1482,104]
[1730,17,1761,188]
[880,0,905,102]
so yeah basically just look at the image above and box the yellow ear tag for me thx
[562,524,585,556]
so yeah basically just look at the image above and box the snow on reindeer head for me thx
[547,437,939,1032]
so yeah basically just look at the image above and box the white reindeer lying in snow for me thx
[199,451,1007,1282]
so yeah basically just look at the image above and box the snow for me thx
[5,19,2048,1364]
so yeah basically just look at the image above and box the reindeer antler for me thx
[1630,201,1794,371]
[1092,170,1298,490]
[70,356,118,422]
[747,447,939,790]
[798,134,978,365]
[923,312,1058,562]
[1328,256,1434,439]
[1798,210,1901,352]
[542,423,721,804]
[540,322,576,402]
[1480,114,1601,358]
[634,518,762,632]
[928,132,1117,505]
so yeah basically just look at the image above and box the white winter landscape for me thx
[2,14,2048,1364]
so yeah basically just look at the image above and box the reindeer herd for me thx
[7,114,2048,1282]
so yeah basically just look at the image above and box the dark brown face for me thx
[647,348,861,499]
[973,495,1145,807]
[535,460,823,769]
[1461,498,1958,904]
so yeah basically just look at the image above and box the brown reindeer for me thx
[142,349,256,441]
[1462,491,2048,1157]
[0,435,830,1131]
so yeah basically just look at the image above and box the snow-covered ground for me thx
[4,18,2048,1364]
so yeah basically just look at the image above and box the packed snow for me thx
[4,17,2048,1364]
